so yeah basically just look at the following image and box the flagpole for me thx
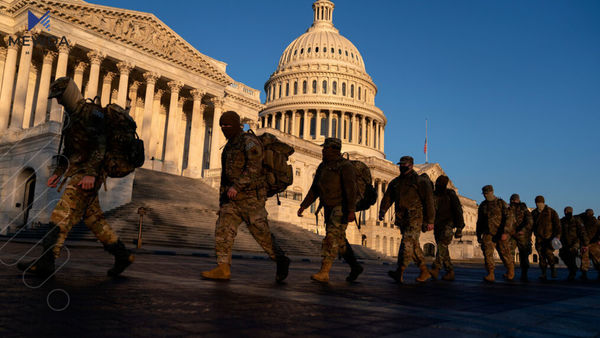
[425,119,428,163]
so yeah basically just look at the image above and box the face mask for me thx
[485,194,495,202]
[221,125,241,139]
[399,166,411,174]
[435,183,447,192]
[536,203,545,211]
[565,212,573,218]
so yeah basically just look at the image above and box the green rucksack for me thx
[254,131,294,198]
[102,103,145,178]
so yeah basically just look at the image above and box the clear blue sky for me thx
[93,0,600,213]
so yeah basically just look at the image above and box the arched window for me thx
[303,80,307,94]
[332,81,337,95]
[331,47,334,53]
[312,80,317,94]
[293,81,298,95]
[300,48,304,54]
[322,80,327,94]
[358,87,361,100]
[285,83,289,96]
[350,84,354,98]
[345,50,348,56]
[315,46,319,53]
[272,85,276,101]
[308,47,311,53]
[266,88,270,102]
[323,47,327,53]
[278,84,282,98]
[342,83,346,96]
[294,50,297,55]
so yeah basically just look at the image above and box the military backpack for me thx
[252,131,294,198]
[102,103,145,177]
[343,154,378,212]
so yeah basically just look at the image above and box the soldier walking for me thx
[476,185,515,282]
[201,111,290,282]
[531,195,561,280]
[429,175,464,281]
[18,78,134,278]
[508,194,534,281]
[559,207,588,281]
[379,156,435,283]
[298,138,363,283]
[579,209,600,280]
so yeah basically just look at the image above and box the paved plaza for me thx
[1,240,600,337]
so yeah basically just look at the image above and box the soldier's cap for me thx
[219,111,240,126]
[565,206,573,213]
[510,193,520,201]
[482,185,494,194]
[397,156,414,165]
[320,137,342,150]
[535,195,545,203]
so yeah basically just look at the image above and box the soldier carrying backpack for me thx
[298,138,365,283]
[18,77,139,278]
[201,111,291,282]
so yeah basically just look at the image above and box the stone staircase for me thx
[9,168,381,259]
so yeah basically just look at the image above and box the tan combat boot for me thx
[388,267,405,283]
[505,265,515,281]
[311,260,332,283]
[416,264,432,282]
[442,270,455,281]
[484,268,495,283]
[429,266,440,280]
[201,263,231,280]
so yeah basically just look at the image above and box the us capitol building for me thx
[0,0,489,261]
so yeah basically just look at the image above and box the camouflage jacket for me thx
[433,188,465,229]
[560,216,588,249]
[52,103,107,178]
[510,202,533,235]
[532,206,561,240]
[476,198,515,238]
[579,213,600,244]
[379,170,435,226]
[300,156,357,212]
[219,132,266,204]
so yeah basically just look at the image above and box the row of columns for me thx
[261,110,385,152]
[0,32,226,175]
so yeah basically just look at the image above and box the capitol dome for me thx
[259,0,386,158]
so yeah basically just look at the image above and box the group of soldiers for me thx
[16,90,600,284]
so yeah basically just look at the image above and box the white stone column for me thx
[10,33,35,129]
[73,61,87,92]
[150,88,165,160]
[49,43,73,122]
[34,51,56,126]
[316,110,322,139]
[289,111,296,136]
[163,80,183,173]
[140,71,159,153]
[381,125,385,152]
[208,96,225,170]
[303,110,310,139]
[0,47,6,91]
[84,50,105,100]
[361,115,366,145]
[22,64,39,129]
[187,89,206,177]
[128,81,140,119]
[0,37,19,130]
[337,112,343,139]
[116,61,134,107]
[175,97,188,173]
[327,110,333,138]
[100,72,115,106]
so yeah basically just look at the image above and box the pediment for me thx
[6,0,233,85]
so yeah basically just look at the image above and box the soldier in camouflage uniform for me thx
[379,156,435,283]
[202,111,290,282]
[559,207,589,281]
[476,185,515,282]
[508,194,534,281]
[18,78,134,278]
[298,138,363,283]
[531,195,561,280]
[579,209,600,280]
[429,175,464,281]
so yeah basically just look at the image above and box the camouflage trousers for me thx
[510,232,532,271]
[535,238,557,270]
[432,225,454,271]
[50,174,119,259]
[559,247,580,273]
[215,196,285,265]
[480,234,514,272]
[397,227,425,269]
[321,206,350,262]
[580,242,600,271]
